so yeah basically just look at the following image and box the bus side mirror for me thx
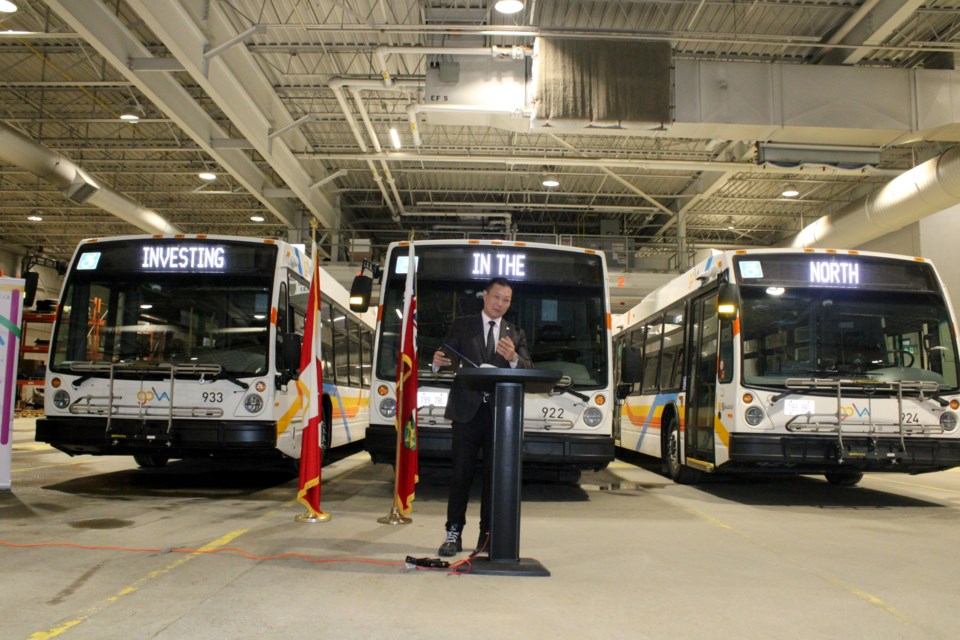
[717,282,740,318]
[23,271,39,307]
[350,274,372,313]
[276,332,302,387]
[620,346,643,384]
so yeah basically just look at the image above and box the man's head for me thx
[482,277,513,320]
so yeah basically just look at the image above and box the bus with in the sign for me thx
[359,240,615,480]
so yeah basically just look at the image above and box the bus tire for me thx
[133,453,169,468]
[664,415,698,484]
[824,470,863,487]
[321,395,333,452]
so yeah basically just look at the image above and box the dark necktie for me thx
[485,320,496,363]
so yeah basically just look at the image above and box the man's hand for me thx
[495,336,516,362]
[433,349,452,369]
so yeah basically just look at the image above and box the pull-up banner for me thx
[0,277,25,490]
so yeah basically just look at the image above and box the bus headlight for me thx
[744,406,765,426]
[244,394,263,413]
[380,397,397,418]
[53,389,71,410]
[583,407,603,427]
[940,412,958,431]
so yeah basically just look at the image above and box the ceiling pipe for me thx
[300,149,901,177]
[373,44,531,87]
[780,144,960,249]
[348,86,408,219]
[327,78,400,221]
[0,121,181,234]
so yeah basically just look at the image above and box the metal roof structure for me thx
[2,0,959,307]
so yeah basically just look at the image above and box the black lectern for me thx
[456,367,562,577]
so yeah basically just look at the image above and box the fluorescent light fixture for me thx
[198,171,217,181]
[542,174,559,188]
[389,127,402,150]
[250,215,265,222]
[27,214,42,222]
[119,113,140,123]
[0,1,18,14]
[494,0,524,14]
[781,183,799,198]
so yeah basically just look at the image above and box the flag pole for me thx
[378,242,417,524]
[377,427,412,525]
[295,220,331,523]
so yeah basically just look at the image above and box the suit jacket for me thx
[440,314,533,423]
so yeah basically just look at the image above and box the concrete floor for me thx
[3,416,960,640]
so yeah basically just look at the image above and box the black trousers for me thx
[445,402,492,532]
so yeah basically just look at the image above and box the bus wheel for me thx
[321,396,333,452]
[824,470,863,487]
[664,417,697,484]
[133,453,169,468]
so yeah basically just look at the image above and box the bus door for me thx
[685,292,718,467]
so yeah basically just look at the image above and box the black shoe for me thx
[475,530,489,554]
[438,527,463,557]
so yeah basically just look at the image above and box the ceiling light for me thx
[781,183,799,198]
[494,0,524,14]
[389,127,402,150]
[0,1,18,14]
[250,215,265,222]
[542,174,559,188]
[726,217,735,230]
[27,214,42,222]
[119,113,140,123]
[198,172,217,181]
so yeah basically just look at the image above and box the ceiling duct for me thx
[781,144,960,249]
[62,173,100,204]
[0,121,180,234]
[531,39,672,130]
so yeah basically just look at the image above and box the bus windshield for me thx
[377,245,608,387]
[50,240,277,377]
[739,287,960,390]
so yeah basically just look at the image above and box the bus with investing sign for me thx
[36,235,374,467]
[362,240,615,478]
[613,248,960,485]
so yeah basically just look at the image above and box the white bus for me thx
[361,240,615,479]
[613,248,960,486]
[36,235,375,468]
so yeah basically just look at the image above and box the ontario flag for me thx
[296,245,327,520]
[394,243,419,514]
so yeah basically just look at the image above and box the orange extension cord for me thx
[0,540,479,573]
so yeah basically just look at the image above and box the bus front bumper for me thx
[36,417,279,458]
[365,424,614,471]
[728,433,960,473]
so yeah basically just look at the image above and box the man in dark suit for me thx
[432,277,533,557]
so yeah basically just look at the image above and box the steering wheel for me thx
[889,349,915,368]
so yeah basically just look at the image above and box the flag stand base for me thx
[377,507,412,525]
[295,511,331,523]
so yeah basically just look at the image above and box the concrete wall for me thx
[855,205,960,323]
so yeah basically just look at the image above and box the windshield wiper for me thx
[211,370,250,390]
[551,375,590,401]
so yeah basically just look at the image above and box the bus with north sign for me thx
[36,235,375,467]
[363,240,615,478]
[613,247,960,485]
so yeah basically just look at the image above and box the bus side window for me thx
[718,317,734,383]
[275,281,288,370]
[642,315,663,394]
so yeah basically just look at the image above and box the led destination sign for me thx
[69,239,278,276]
[808,260,859,285]
[392,245,604,287]
[734,254,938,292]
[141,245,226,271]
